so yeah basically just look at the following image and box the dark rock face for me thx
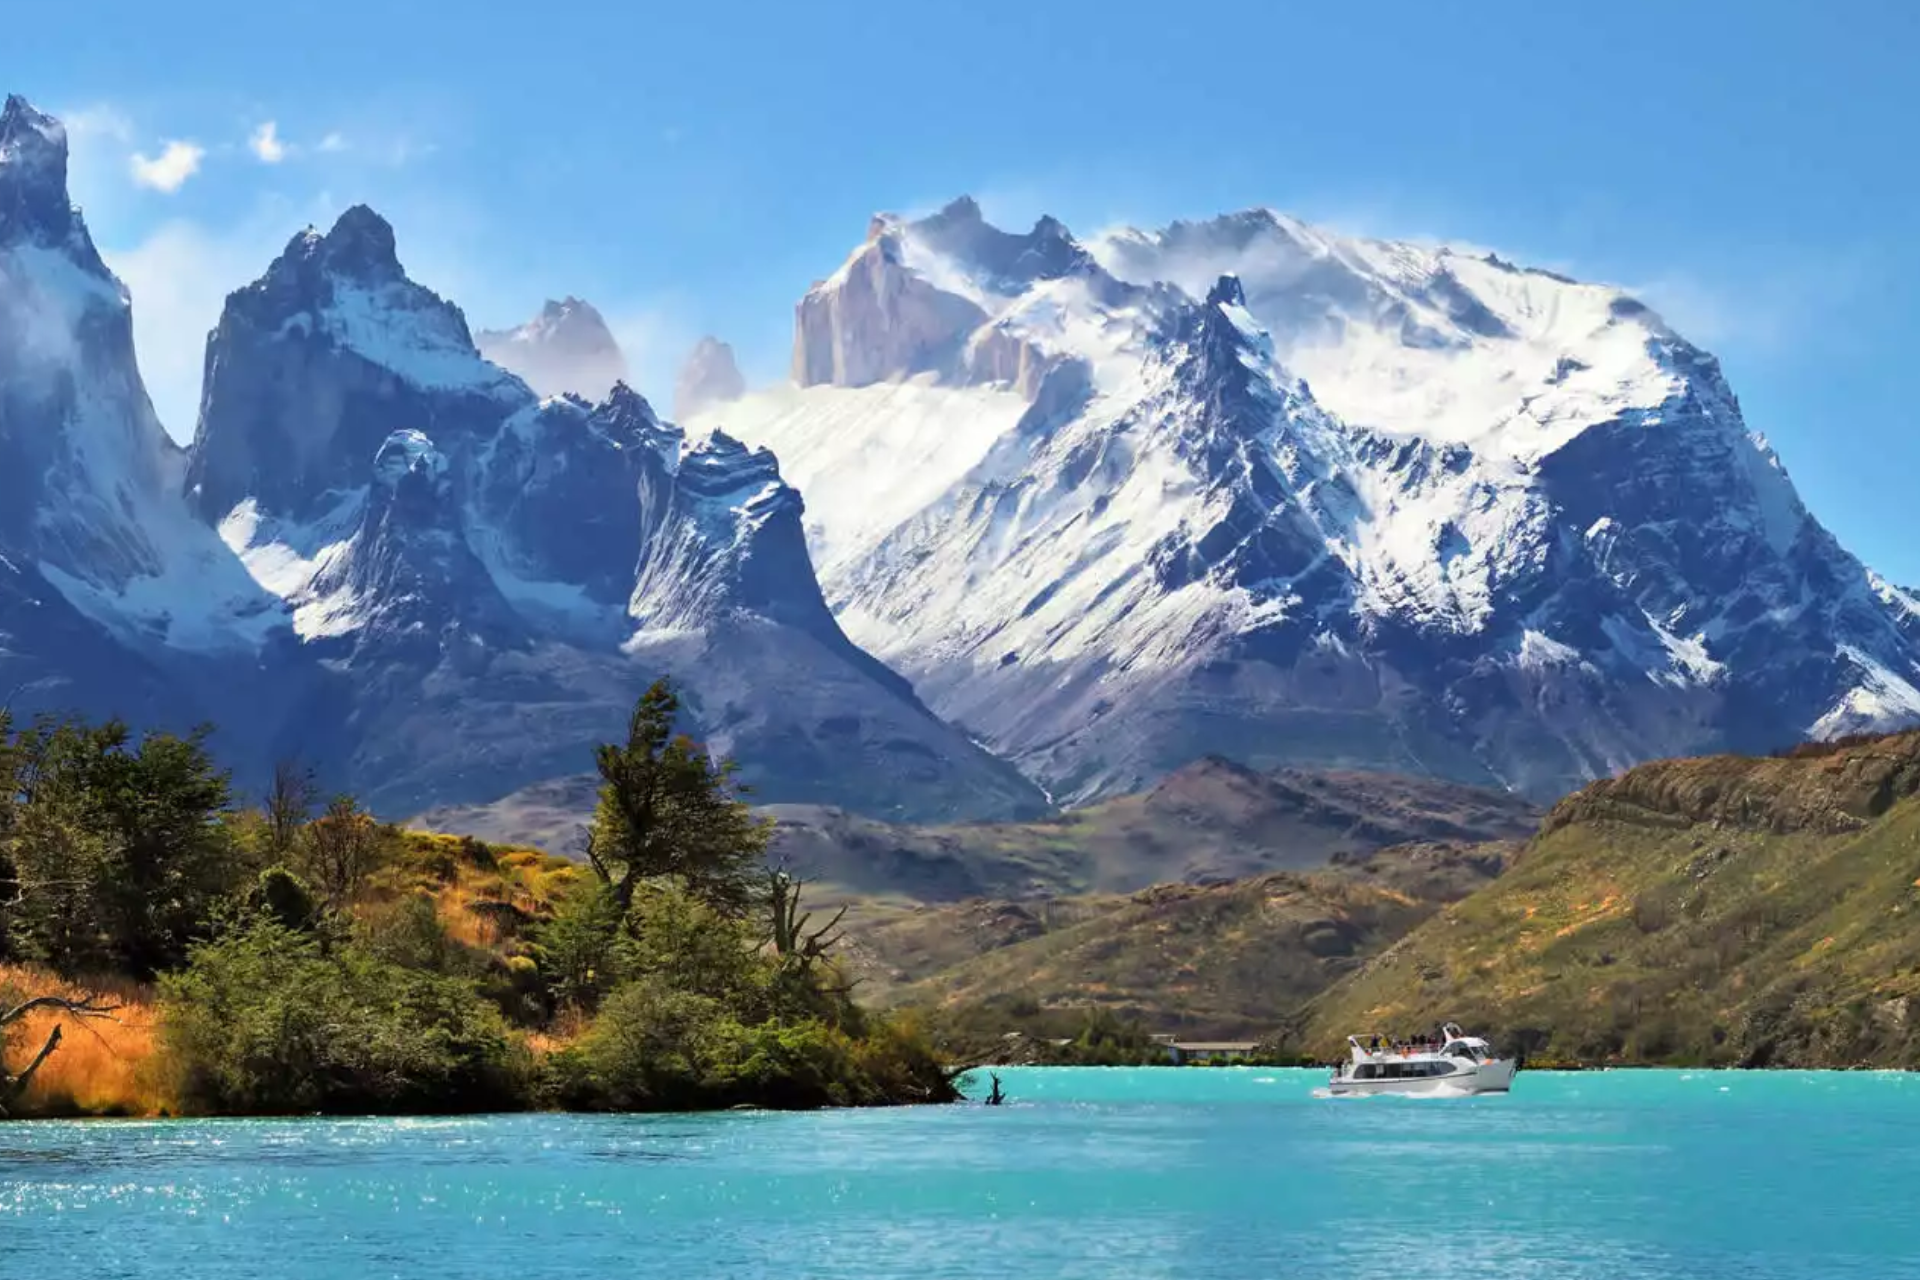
[0,95,90,252]
[185,208,519,525]
[475,297,629,401]
[0,95,289,749]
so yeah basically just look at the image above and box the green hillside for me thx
[1298,733,1920,1067]
[850,842,1513,1039]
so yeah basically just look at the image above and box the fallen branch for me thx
[1,992,123,1115]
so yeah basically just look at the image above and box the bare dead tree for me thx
[304,795,380,907]
[765,866,847,973]
[264,758,320,862]
[0,991,121,1115]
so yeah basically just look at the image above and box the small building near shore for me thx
[1163,1040,1261,1065]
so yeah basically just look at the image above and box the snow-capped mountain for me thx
[0,94,284,659]
[692,197,1920,804]
[672,336,745,421]
[475,297,628,401]
[187,204,1043,819]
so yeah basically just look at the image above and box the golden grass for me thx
[0,829,582,1117]
[0,963,164,1116]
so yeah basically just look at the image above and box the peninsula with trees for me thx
[1,680,956,1117]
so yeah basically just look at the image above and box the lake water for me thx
[3,1068,1918,1278]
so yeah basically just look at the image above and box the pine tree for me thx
[584,680,769,918]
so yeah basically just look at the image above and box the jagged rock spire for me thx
[0,94,89,253]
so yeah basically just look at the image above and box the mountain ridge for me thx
[415,754,1542,900]
[8,89,1920,836]
[0,97,1042,826]
[696,195,1920,807]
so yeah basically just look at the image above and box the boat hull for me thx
[1328,1058,1517,1097]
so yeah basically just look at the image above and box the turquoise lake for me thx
[3,1067,1918,1277]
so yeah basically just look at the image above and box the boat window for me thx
[1354,1064,1379,1080]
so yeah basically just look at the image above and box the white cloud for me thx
[609,306,693,404]
[62,105,133,144]
[318,132,348,153]
[129,141,205,193]
[249,121,287,164]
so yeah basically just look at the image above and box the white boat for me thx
[1327,1023,1517,1096]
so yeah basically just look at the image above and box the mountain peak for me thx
[928,194,984,225]
[1206,274,1248,308]
[318,204,402,280]
[0,93,78,246]
[1,94,63,159]
[907,199,1093,289]
[269,203,405,286]
[474,295,627,400]
[673,335,746,420]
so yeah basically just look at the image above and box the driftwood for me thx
[0,992,122,1115]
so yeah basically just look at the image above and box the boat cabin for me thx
[1344,1022,1494,1068]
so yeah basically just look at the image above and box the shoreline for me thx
[9,1061,1916,1123]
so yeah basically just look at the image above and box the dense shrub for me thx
[157,919,525,1115]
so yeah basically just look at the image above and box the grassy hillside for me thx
[848,842,1513,1039]
[1297,733,1920,1067]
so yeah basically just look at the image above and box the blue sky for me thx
[12,0,1919,576]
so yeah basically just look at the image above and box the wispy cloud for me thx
[318,131,348,153]
[129,140,204,193]
[249,121,287,164]
[62,104,133,144]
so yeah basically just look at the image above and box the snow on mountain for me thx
[672,335,745,421]
[186,205,1044,821]
[476,297,628,401]
[684,377,1030,580]
[0,94,285,657]
[727,197,1920,804]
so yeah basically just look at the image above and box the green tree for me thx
[531,881,627,1013]
[0,708,20,959]
[2,716,238,976]
[88,724,238,975]
[584,681,769,917]
[251,867,321,933]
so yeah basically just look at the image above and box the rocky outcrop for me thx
[1541,731,1920,837]
[791,227,988,387]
